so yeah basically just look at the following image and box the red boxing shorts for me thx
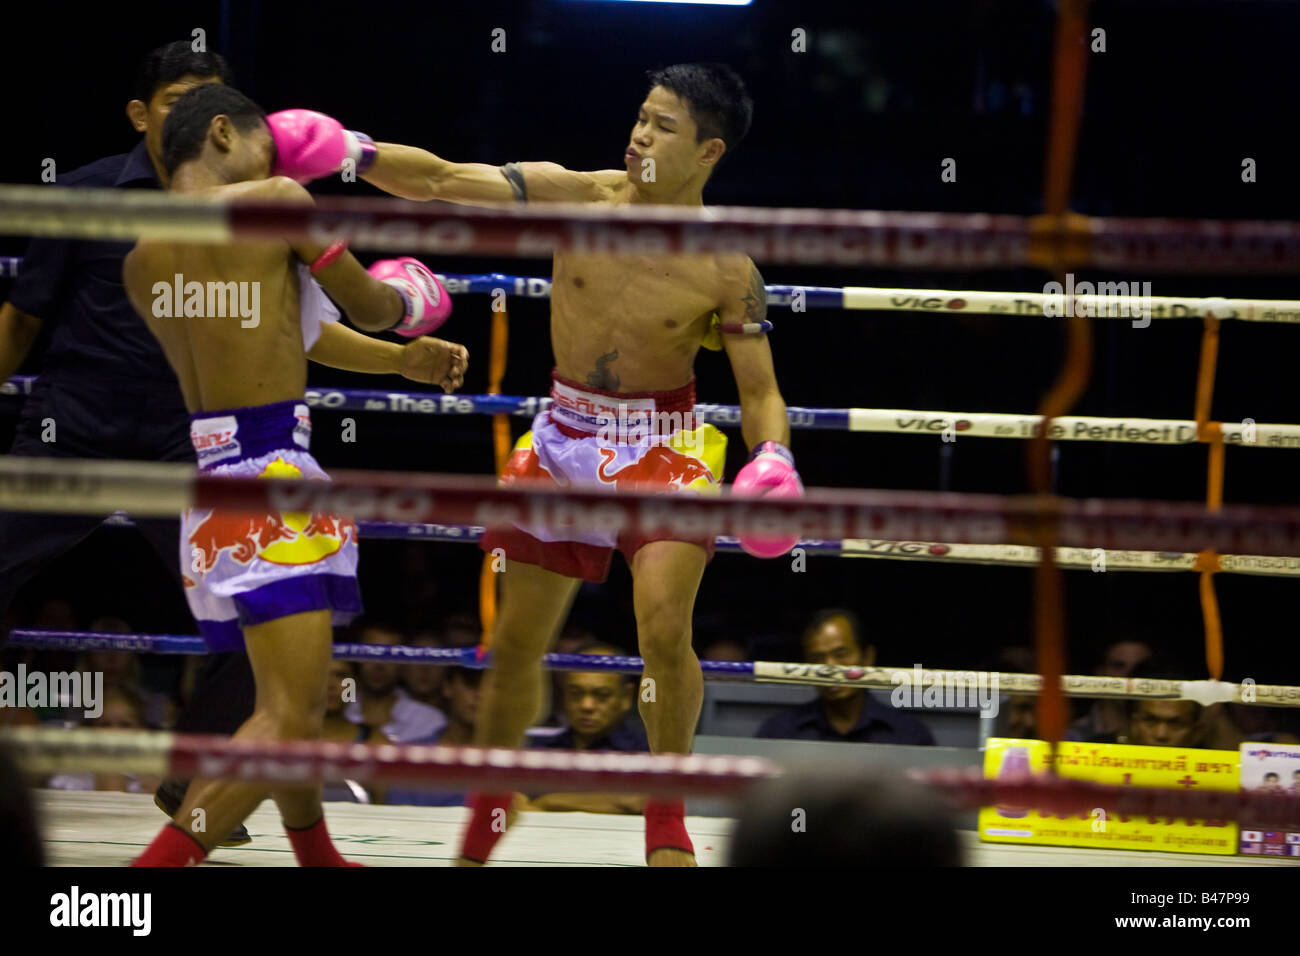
[479,371,727,582]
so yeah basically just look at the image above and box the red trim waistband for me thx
[550,368,696,413]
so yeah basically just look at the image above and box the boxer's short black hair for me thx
[646,63,752,157]
[135,40,232,103]
[161,84,266,177]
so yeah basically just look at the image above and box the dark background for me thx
[1,0,1297,685]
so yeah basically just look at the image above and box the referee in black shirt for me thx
[0,41,254,845]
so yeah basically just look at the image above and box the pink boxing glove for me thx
[731,441,804,558]
[267,109,377,184]
[368,257,452,337]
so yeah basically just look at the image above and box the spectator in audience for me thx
[438,666,481,746]
[323,659,363,744]
[78,615,174,728]
[440,611,483,650]
[998,696,1038,740]
[1222,700,1300,745]
[728,771,963,866]
[46,685,161,794]
[525,642,648,814]
[698,635,747,663]
[755,608,934,745]
[343,621,445,744]
[1065,637,1151,743]
[544,623,600,726]
[1117,659,1206,748]
[381,664,482,807]
[989,645,1038,739]
[320,659,369,803]
[402,630,448,709]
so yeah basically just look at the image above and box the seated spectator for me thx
[80,615,175,729]
[46,685,161,794]
[402,630,448,709]
[698,635,747,663]
[321,659,369,803]
[729,771,963,866]
[988,645,1038,739]
[1117,659,1207,748]
[525,642,648,814]
[440,612,483,650]
[382,666,482,807]
[438,667,480,746]
[1065,637,1151,743]
[997,696,1038,740]
[543,624,599,727]
[755,609,934,745]
[1222,701,1300,745]
[341,623,444,806]
[322,660,363,744]
[343,621,445,744]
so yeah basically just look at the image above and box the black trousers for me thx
[0,427,256,739]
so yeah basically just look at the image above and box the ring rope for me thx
[4,726,1298,825]
[0,727,774,799]
[7,258,1300,322]
[6,186,1300,272]
[11,629,1298,707]
[77,510,1300,576]
[6,378,1297,448]
[4,456,1300,556]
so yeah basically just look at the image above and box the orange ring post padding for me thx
[478,302,511,648]
[1030,0,1092,752]
[1194,313,1226,680]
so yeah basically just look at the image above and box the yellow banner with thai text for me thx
[978,738,1238,855]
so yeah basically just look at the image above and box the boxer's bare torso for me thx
[124,179,310,414]
[546,176,761,393]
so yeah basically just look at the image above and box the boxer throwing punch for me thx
[269,63,801,866]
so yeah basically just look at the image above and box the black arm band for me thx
[499,163,528,204]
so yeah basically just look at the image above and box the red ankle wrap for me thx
[644,798,694,860]
[460,792,514,863]
[132,824,207,867]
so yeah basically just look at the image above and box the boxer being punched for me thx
[122,84,467,866]
[271,63,799,866]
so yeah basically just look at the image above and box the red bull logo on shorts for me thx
[186,456,356,573]
[595,445,716,491]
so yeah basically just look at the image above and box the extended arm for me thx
[365,146,624,205]
[263,106,623,205]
